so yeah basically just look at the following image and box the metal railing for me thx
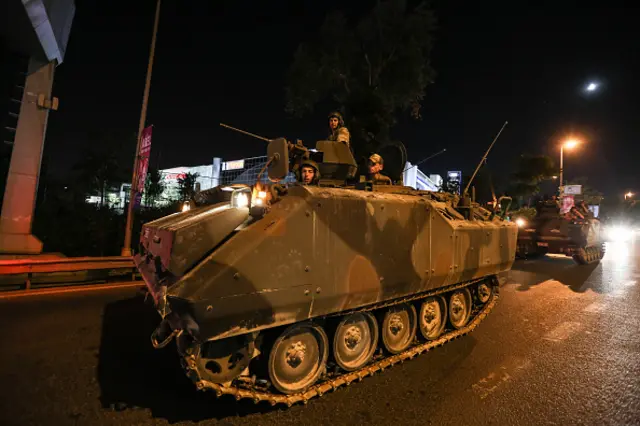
[0,256,140,292]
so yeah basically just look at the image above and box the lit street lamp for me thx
[625,192,634,200]
[559,139,579,194]
[585,82,598,92]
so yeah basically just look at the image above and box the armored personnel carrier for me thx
[516,199,605,264]
[134,133,518,406]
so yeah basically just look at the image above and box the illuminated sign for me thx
[222,159,245,171]
[164,172,187,181]
[447,171,461,180]
[563,185,582,195]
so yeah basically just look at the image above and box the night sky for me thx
[44,0,640,196]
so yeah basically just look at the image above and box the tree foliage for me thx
[177,172,199,201]
[507,154,558,202]
[72,146,126,205]
[285,0,437,155]
[143,167,165,206]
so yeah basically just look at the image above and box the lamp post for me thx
[559,139,579,194]
[122,0,162,256]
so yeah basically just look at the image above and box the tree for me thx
[177,172,199,202]
[73,147,125,206]
[506,154,558,205]
[285,0,437,156]
[143,167,165,207]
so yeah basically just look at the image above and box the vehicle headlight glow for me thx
[606,226,632,242]
[230,188,251,209]
[234,192,249,208]
[516,218,527,228]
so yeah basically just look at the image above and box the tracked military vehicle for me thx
[516,199,605,264]
[134,131,518,406]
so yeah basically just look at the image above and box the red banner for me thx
[134,125,153,208]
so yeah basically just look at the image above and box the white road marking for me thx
[543,321,583,342]
[472,358,533,400]
[584,302,607,313]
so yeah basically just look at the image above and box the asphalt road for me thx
[1,240,639,426]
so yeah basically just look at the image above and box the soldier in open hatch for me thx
[327,111,350,148]
[367,153,392,185]
[298,159,320,185]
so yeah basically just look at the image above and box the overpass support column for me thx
[0,60,56,254]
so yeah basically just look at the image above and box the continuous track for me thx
[180,279,499,407]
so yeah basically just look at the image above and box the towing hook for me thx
[151,327,183,349]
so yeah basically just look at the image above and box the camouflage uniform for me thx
[368,153,392,185]
[327,111,351,148]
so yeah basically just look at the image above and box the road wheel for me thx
[573,248,587,265]
[418,296,447,341]
[268,323,328,394]
[448,288,472,329]
[476,282,492,304]
[598,243,606,259]
[381,303,417,354]
[333,312,378,371]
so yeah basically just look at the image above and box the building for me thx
[87,153,446,211]
[403,161,442,191]
[156,156,444,199]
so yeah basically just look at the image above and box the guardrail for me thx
[0,256,141,292]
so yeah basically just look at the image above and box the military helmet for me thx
[298,159,321,183]
[369,153,384,166]
[328,111,345,128]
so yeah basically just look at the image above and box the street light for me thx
[559,139,579,192]
[625,192,634,200]
[585,82,598,92]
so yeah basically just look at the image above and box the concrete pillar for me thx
[0,59,56,254]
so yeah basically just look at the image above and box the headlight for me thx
[606,226,631,242]
[230,188,251,209]
[516,218,527,228]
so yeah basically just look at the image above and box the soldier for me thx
[297,159,320,185]
[327,111,350,148]
[367,153,392,185]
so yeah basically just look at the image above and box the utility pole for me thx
[122,0,162,256]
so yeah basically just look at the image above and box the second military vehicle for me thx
[134,129,518,406]
[516,198,605,264]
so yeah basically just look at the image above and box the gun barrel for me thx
[220,123,271,142]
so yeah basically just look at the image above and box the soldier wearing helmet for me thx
[367,153,392,185]
[298,159,320,185]
[327,111,350,148]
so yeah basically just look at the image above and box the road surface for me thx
[0,240,639,426]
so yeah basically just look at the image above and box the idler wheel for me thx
[448,288,472,330]
[333,312,379,371]
[268,323,328,394]
[419,296,447,341]
[381,303,417,354]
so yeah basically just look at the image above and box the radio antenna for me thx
[463,121,508,195]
